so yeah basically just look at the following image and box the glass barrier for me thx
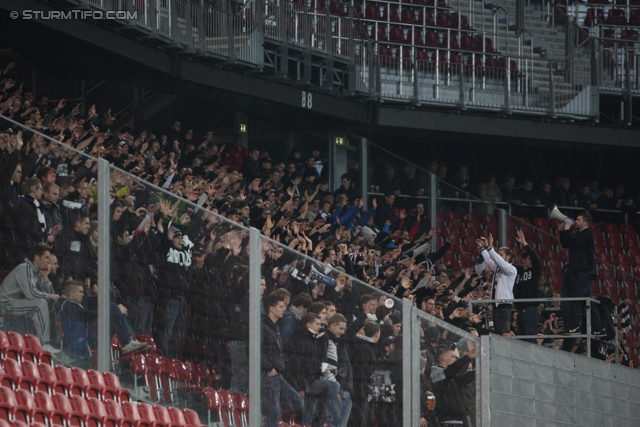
[415,307,480,427]
[105,164,253,417]
[259,226,406,427]
[0,115,108,371]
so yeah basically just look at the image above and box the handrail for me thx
[468,297,619,359]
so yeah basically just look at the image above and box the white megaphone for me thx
[549,205,576,226]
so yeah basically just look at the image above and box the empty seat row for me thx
[0,331,52,366]
[370,26,499,52]
[359,6,472,29]
[0,385,204,427]
[584,7,640,25]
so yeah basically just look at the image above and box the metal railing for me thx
[61,0,602,117]
[469,297,619,360]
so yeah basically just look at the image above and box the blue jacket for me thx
[57,298,94,360]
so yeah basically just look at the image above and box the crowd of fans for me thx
[0,61,636,427]
[370,157,639,226]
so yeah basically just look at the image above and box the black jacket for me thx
[513,245,542,308]
[288,325,329,392]
[430,355,475,422]
[15,195,47,251]
[261,314,285,373]
[560,228,595,273]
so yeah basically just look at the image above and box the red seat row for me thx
[0,385,204,427]
[0,331,52,366]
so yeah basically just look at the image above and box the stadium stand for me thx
[0,1,639,422]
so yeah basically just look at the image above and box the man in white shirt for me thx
[477,234,517,337]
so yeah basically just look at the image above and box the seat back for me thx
[424,31,441,47]
[0,386,14,406]
[389,27,406,43]
[153,405,174,424]
[461,35,476,50]
[436,11,452,27]
[34,390,54,409]
[6,331,26,351]
[3,358,22,382]
[418,10,435,26]
[52,392,74,413]
[122,401,142,421]
[184,408,203,426]
[71,367,92,387]
[103,371,124,390]
[401,8,417,23]
[105,399,127,419]
[0,332,9,349]
[168,406,188,424]
[54,365,75,385]
[21,359,40,383]
[37,362,58,384]
[70,395,92,415]
[89,369,111,391]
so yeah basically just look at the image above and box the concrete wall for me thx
[479,335,640,427]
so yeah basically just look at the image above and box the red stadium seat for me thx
[365,4,382,20]
[2,358,36,392]
[200,387,228,426]
[445,212,461,222]
[620,281,636,299]
[402,9,418,24]
[616,264,633,281]
[52,393,85,427]
[385,6,400,22]
[184,407,205,426]
[599,267,615,281]
[446,33,460,50]
[611,247,625,259]
[0,331,23,362]
[442,252,456,269]
[33,391,67,427]
[418,10,435,26]
[21,360,48,394]
[23,334,53,366]
[329,1,347,16]
[462,212,479,223]
[622,29,639,41]
[436,12,453,27]
[104,399,137,427]
[0,386,30,424]
[87,370,120,401]
[389,27,407,44]
[452,14,473,30]
[121,402,154,427]
[15,389,50,425]
[370,25,388,42]
[550,274,563,293]
[602,279,618,297]
[71,367,104,400]
[86,397,119,427]
[585,8,606,25]
[606,8,628,25]
[103,372,131,403]
[407,29,425,45]
[460,253,474,268]
[54,366,84,397]
[424,31,442,47]
[615,253,630,266]
[153,405,181,427]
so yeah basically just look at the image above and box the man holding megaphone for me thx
[557,210,606,337]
